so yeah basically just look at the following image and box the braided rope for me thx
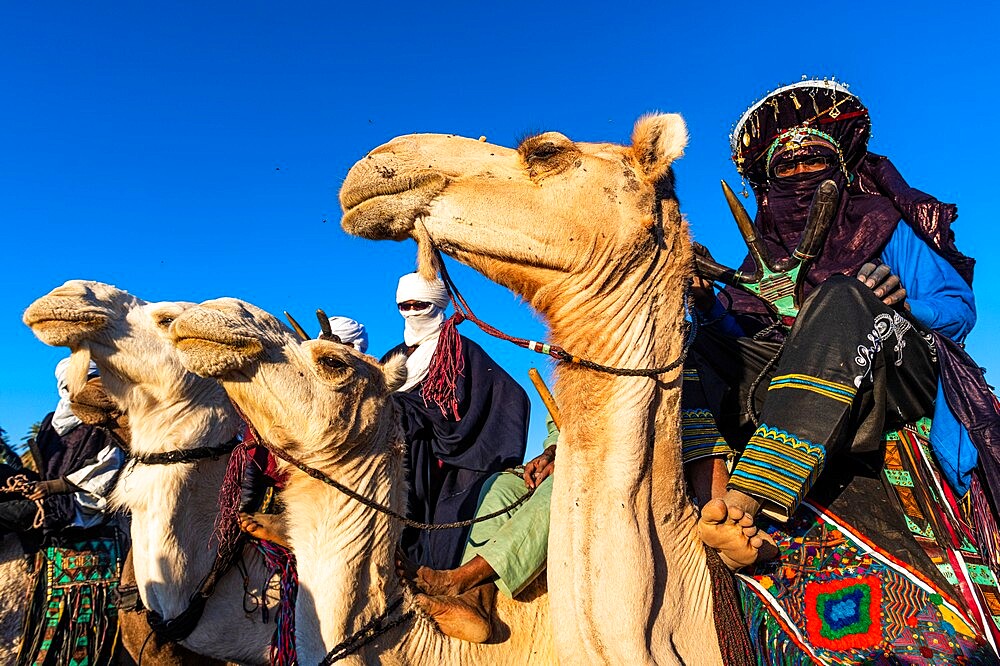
[319,597,414,665]
[2,474,44,529]
[131,436,240,465]
[261,437,533,530]
[433,246,698,378]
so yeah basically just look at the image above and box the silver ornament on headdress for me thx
[730,78,855,157]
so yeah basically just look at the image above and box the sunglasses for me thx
[773,156,829,179]
[398,301,433,312]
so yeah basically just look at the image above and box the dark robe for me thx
[383,336,529,569]
[28,412,124,539]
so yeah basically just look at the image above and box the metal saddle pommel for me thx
[694,179,839,323]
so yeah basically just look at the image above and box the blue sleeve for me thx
[697,297,745,338]
[881,222,976,342]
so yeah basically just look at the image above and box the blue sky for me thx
[2,2,997,458]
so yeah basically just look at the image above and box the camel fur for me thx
[339,115,723,664]
[0,535,31,663]
[170,297,554,665]
[23,280,277,664]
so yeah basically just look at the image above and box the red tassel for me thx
[422,313,465,420]
[212,430,251,558]
[969,472,1000,572]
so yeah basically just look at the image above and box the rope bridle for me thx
[251,425,534,531]
[130,435,241,465]
[2,474,45,529]
[319,598,414,665]
[432,245,698,378]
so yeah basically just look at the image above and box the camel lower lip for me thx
[340,172,444,213]
[175,335,260,354]
[28,316,105,331]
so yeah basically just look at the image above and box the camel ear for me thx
[631,113,688,181]
[382,354,408,393]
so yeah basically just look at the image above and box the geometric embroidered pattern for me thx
[884,423,1000,641]
[737,503,988,664]
[768,373,857,405]
[729,423,825,521]
[805,575,882,649]
[21,536,123,665]
[680,408,733,463]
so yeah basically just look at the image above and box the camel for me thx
[339,115,715,664]
[0,535,31,663]
[23,280,278,664]
[169,297,555,665]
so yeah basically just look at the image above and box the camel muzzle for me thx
[339,161,447,241]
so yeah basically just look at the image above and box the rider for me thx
[400,415,558,642]
[684,79,978,570]
[384,272,529,571]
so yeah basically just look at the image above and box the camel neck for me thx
[115,397,243,619]
[281,437,406,664]
[540,210,721,663]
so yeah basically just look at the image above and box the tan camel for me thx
[23,280,277,664]
[339,115,724,664]
[0,535,31,663]
[169,297,555,665]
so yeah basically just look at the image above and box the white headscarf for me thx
[395,273,450,392]
[326,316,369,353]
[52,357,100,436]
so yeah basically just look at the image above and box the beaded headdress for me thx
[731,78,870,187]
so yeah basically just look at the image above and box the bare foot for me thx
[414,585,495,643]
[238,511,290,549]
[395,552,495,597]
[698,498,774,570]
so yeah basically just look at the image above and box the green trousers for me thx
[461,469,553,598]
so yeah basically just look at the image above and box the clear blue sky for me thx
[2,2,997,459]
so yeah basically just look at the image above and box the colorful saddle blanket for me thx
[738,422,999,665]
[17,535,123,666]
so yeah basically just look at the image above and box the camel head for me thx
[340,114,690,313]
[23,280,205,407]
[169,297,407,467]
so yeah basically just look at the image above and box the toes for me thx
[737,512,755,528]
[726,504,746,523]
[700,498,729,524]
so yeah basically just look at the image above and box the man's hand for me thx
[25,478,71,501]
[691,242,720,313]
[523,446,556,489]
[856,262,908,309]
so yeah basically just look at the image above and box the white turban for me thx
[395,273,449,309]
[52,357,100,436]
[395,273,450,392]
[326,316,369,354]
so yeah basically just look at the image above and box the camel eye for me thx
[527,143,561,162]
[318,356,346,370]
[157,316,175,327]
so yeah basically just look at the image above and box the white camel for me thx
[170,297,555,665]
[23,280,278,664]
